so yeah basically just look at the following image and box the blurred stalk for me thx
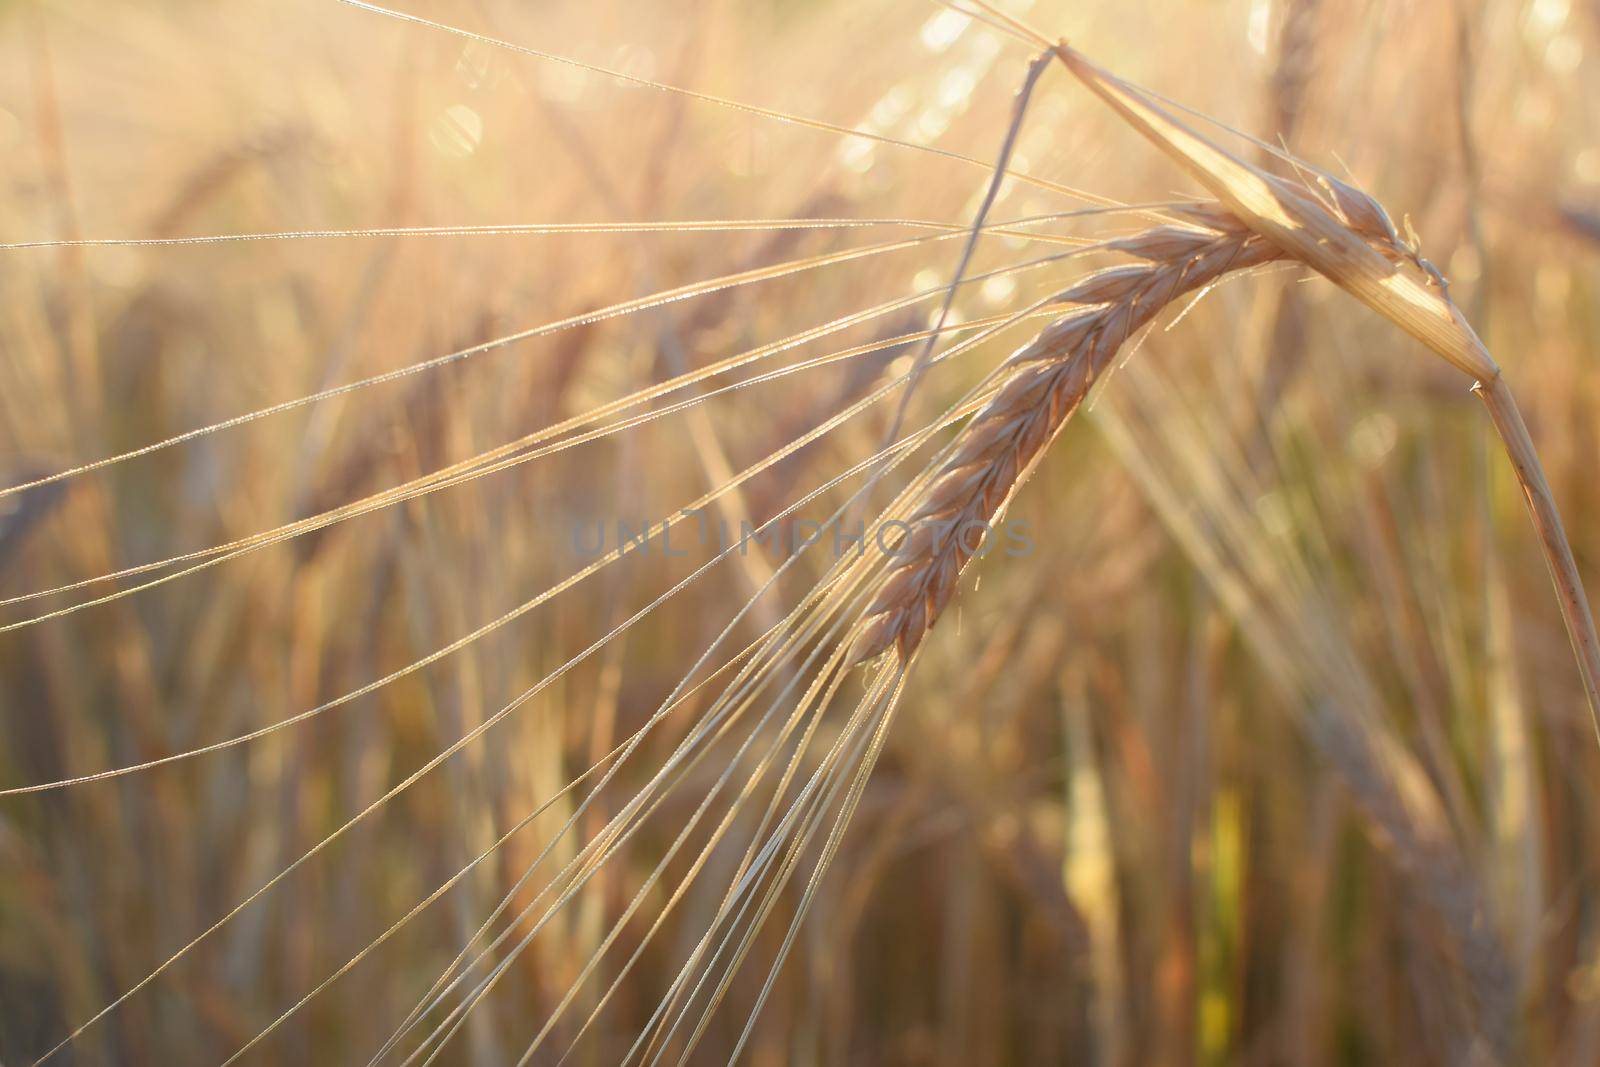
[1060,664,1124,1067]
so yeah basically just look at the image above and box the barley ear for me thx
[1053,42,1600,737]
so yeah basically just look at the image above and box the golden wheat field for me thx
[2,0,1599,1063]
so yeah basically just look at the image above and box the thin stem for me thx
[1475,373,1600,737]
[884,46,1054,445]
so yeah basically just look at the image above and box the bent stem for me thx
[1475,373,1600,735]
[1051,40,1600,742]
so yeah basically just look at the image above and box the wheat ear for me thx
[851,212,1285,663]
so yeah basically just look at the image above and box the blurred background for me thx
[1,0,1598,1062]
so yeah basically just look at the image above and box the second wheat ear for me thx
[852,41,1600,740]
